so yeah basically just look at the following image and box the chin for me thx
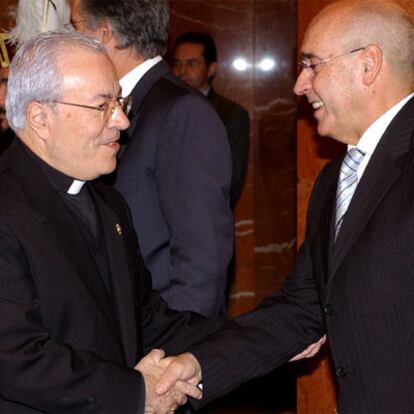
[102,162,117,176]
[316,125,329,138]
[316,120,335,139]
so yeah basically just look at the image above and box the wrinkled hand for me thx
[135,349,197,414]
[289,335,327,362]
[155,353,202,398]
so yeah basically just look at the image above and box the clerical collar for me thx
[20,140,86,195]
[67,179,86,195]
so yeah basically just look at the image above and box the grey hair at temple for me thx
[6,30,107,131]
[78,0,169,59]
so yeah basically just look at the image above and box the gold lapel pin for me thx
[115,223,122,236]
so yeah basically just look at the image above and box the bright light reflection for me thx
[258,57,275,71]
[232,57,249,71]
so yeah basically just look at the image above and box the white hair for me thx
[6,30,107,131]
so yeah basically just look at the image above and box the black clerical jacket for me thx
[0,139,222,413]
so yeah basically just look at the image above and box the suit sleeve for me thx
[155,94,233,317]
[0,223,144,413]
[189,241,325,406]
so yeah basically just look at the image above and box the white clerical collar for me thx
[67,179,86,195]
[119,55,163,97]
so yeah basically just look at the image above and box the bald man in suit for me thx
[159,2,414,412]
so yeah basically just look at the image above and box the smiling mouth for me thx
[312,100,324,109]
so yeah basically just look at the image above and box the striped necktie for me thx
[335,147,365,239]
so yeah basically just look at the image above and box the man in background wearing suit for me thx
[172,31,250,208]
[157,1,414,412]
[0,30,225,413]
[70,0,233,319]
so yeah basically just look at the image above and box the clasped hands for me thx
[135,349,201,414]
[136,335,326,414]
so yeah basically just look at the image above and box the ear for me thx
[92,18,117,46]
[207,62,218,79]
[360,44,382,86]
[26,101,51,141]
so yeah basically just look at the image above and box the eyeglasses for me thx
[50,95,132,122]
[64,20,86,31]
[299,47,366,74]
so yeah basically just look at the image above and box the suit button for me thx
[324,304,334,315]
[336,367,347,378]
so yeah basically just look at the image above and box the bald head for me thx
[295,0,414,144]
[311,0,414,84]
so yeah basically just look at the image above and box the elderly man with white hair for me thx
[0,30,226,414]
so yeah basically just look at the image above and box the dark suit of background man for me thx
[70,0,233,318]
[172,31,250,208]
[158,1,414,412]
[0,66,14,154]
[1,30,225,413]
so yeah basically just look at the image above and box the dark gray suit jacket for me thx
[112,60,233,317]
[208,88,249,208]
[190,96,414,413]
[0,139,223,413]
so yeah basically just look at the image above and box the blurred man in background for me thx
[172,31,249,208]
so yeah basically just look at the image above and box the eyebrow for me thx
[95,88,122,100]
[300,52,323,61]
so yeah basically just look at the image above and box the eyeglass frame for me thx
[299,47,366,74]
[64,20,87,31]
[48,95,132,120]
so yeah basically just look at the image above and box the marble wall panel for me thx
[253,0,297,302]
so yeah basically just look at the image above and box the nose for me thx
[108,107,130,130]
[293,69,312,96]
[174,63,187,78]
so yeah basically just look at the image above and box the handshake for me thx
[135,349,202,414]
[135,335,326,414]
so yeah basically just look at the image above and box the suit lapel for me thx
[320,165,339,286]
[91,188,137,367]
[328,96,414,283]
[307,159,341,294]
